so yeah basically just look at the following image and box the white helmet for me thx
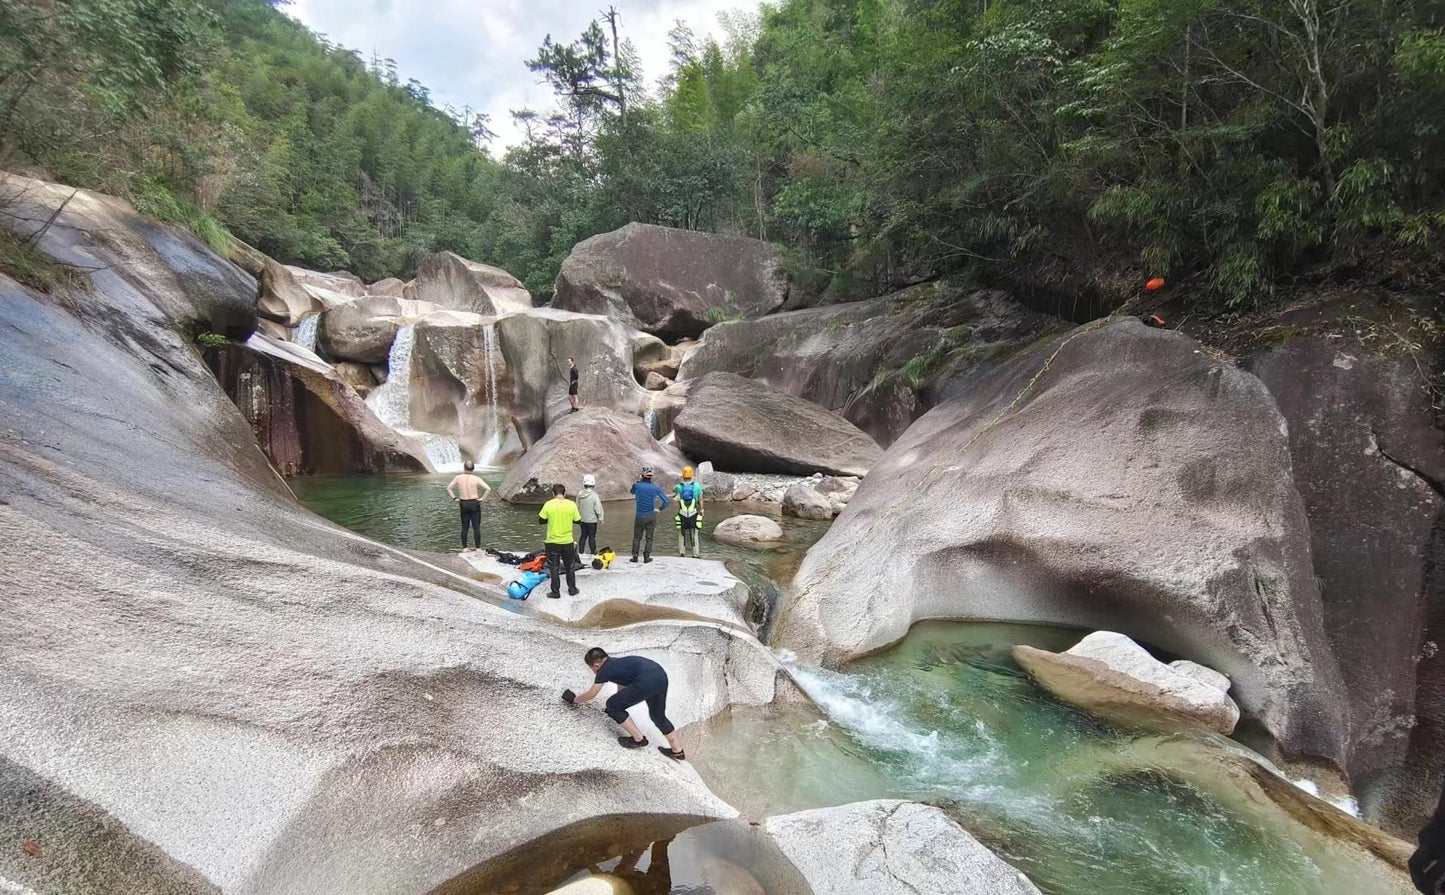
[582,474,596,487]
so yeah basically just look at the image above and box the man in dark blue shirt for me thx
[563,647,685,760]
[628,466,669,564]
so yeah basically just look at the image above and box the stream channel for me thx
[294,473,1406,895]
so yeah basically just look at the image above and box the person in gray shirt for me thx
[576,473,604,555]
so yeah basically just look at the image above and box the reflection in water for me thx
[692,623,1407,895]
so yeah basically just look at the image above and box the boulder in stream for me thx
[1014,631,1241,735]
[782,482,835,520]
[410,315,524,467]
[552,222,788,340]
[762,800,1043,894]
[673,372,882,477]
[780,319,1349,766]
[712,515,785,548]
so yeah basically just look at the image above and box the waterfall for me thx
[293,315,319,353]
[474,322,505,468]
[642,390,661,440]
[365,324,464,473]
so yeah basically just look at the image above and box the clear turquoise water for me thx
[694,622,1404,895]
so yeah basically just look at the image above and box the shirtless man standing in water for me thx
[446,461,492,552]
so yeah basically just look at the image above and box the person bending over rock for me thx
[563,647,686,760]
[629,467,670,563]
[446,461,492,552]
[537,483,581,598]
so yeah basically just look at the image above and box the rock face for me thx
[762,801,1043,895]
[552,222,788,340]
[674,372,882,477]
[712,515,785,547]
[410,315,524,467]
[1246,321,1445,823]
[0,176,789,895]
[495,307,657,445]
[413,251,532,315]
[255,257,317,326]
[679,282,1051,445]
[1014,631,1241,735]
[208,334,431,475]
[286,266,367,298]
[780,320,1349,765]
[317,294,408,363]
[499,408,691,503]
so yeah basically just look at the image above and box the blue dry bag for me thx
[507,569,548,600]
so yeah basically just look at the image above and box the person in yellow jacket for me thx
[537,483,581,598]
[673,466,704,558]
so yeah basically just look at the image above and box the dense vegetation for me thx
[2,0,1442,310]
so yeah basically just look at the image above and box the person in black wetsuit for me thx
[567,356,580,412]
[1413,778,1445,893]
[563,647,686,760]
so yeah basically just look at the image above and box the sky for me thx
[284,0,758,149]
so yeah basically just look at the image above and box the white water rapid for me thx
[365,324,464,473]
[293,314,319,353]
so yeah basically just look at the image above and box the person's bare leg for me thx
[665,730,683,754]
[619,717,646,742]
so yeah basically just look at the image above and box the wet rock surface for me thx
[674,372,882,477]
[781,319,1349,766]
[413,250,532,316]
[552,222,788,340]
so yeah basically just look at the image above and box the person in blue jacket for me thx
[628,466,669,563]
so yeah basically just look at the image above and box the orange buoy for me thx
[1145,277,1166,291]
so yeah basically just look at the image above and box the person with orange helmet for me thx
[673,466,704,558]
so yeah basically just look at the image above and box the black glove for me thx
[1411,816,1445,894]
[561,688,576,705]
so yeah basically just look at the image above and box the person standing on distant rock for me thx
[446,460,492,552]
[577,473,604,556]
[563,647,686,760]
[538,483,581,598]
[629,467,669,564]
[673,466,704,558]
[568,357,580,412]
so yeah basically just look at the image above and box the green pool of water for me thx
[691,622,1405,895]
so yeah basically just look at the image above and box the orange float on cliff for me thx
[1145,277,1166,291]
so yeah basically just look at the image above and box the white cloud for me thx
[283,0,759,149]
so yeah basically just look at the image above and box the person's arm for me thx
[446,477,458,500]
[597,499,604,523]
[479,477,493,499]
[572,683,603,704]
[538,505,549,525]
[657,486,670,512]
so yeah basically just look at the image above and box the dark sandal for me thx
[658,746,687,761]
[618,735,649,749]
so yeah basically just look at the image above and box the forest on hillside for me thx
[1,0,1442,311]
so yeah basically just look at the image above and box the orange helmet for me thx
[682,466,694,480]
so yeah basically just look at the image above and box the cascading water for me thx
[474,322,505,468]
[293,315,319,353]
[365,324,464,473]
[694,624,1400,895]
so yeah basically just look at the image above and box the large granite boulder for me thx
[495,307,657,444]
[410,315,524,467]
[552,223,788,340]
[782,482,836,520]
[499,408,691,504]
[762,801,1043,895]
[208,334,431,475]
[413,251,532,315]
[1014,631,1241,735]
[0,178,789,895]
[679,282,1052,445]
[673,372,882,477]
[316,294,407,363]
[780,320,1349,765]
[1245,313,1445,826]
[285,266,367,298]
[252,257,317,326]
